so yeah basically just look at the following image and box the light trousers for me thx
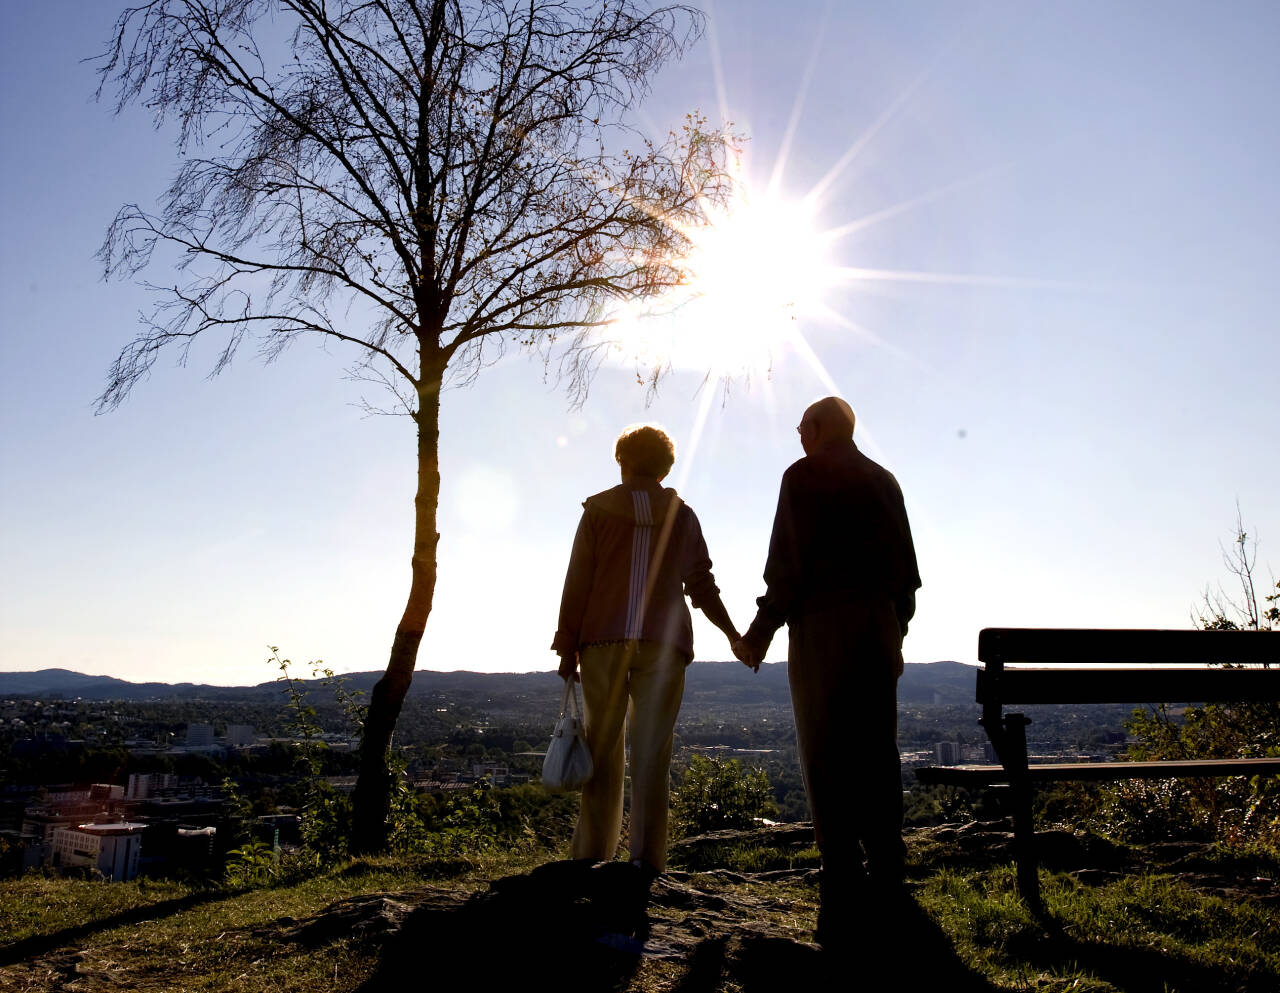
[570,640,686,871]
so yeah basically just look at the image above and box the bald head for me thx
[798,397,855,455]
[807,397,855,435]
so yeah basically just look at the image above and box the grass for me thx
[0,853,521,993]
[667,841,821,874]
[2,835,1277,992]
[0,875,193,946]
[914,864,1279,992]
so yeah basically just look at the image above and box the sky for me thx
[1,1,1277,686]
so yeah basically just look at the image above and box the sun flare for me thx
[599,34,1020,393]
[608,171,841,379]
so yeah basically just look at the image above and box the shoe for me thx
[629,858,660,888]
[815,865,865,948]
[592,860,654,934]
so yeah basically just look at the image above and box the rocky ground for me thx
[250,822,1276,991]
[270,855,985,992]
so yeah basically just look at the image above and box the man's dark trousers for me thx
[788,596,906,910]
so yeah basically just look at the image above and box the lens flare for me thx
[606,168,842,379]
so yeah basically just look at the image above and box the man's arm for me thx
[894,590,916,639]
[888,472,921,639]
[740,468,802,663]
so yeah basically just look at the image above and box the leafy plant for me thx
[671,753,777,837]
[251,649,576,877]
[389,783,577,860]
[272,648,364,866]
[223,838,279,888]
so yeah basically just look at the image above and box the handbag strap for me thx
[560,678,581,719]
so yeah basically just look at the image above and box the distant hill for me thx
[680,659,974,707]
[899,659,976,704]
[0,660,976,706]
[0,668,258,701]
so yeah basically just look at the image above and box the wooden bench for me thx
[914,628,1280,906]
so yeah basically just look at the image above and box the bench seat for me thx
[917,755,1280,786]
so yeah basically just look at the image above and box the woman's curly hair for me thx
[614,424,676,479]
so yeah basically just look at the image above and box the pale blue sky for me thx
[1,1,1276,685]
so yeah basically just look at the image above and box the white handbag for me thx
[542,680,594,792]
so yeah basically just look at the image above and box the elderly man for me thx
[734,397,920,943]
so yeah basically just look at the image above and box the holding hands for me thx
[698,594,759,673]
[732,636,760,673]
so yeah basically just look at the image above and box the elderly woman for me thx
[552,424,741,883]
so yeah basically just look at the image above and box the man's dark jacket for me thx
[744,439,920,654]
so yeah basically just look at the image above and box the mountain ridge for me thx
[0,660,977,704]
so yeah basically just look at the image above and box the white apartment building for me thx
[51,822,145,881]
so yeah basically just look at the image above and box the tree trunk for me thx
[350,362,443,854]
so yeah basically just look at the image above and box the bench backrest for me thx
[976,628,1279,706]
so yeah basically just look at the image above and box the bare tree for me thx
[95,0,731,852]
[1194,507,1278,633]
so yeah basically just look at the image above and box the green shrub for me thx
[671,753,777,837]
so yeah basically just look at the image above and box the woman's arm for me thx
[698,591,740,648]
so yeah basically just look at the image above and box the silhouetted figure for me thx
[553,424,741,893]
[734,397,920,945]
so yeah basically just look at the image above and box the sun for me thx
[598,32,1018,393]
[606,168,842,380]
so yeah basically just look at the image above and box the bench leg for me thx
[1010,779,1041,908]
[1002,715,1041,909]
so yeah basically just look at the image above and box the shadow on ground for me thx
[1014,925,1273,993]
[331,860,995,992]
[0,887,249,967]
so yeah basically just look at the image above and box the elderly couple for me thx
[551,396,921,941]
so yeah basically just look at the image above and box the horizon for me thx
[0,657,976,691]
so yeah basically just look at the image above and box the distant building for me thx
[43,786,91,804]
[185,724,215,748]
[22,801,104,844]
[138,794,226,823]
[127,773,179,800]
[225,724,256,747]
[935,741,960,766]
[176,825,217,866]
[51,821,145,881]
